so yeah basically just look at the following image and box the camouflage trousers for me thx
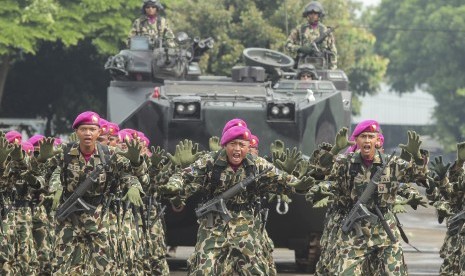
[32,204,54,274]
[106,200,144,276]
[187,211,270,276]
[146,207,169,275]
[52,205,115,275]
[316,209,345,275]
[0,211,16,275]
[438,231,461,275]
[334,241,407,275]
[14,206,39,275]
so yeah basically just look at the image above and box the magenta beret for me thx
[250,134,259,148]
[28,134,45,146]
[21,141,34,154]
[99,118,110,135]
[5,131,22,144]
[140,136,150,147]
[72,111,101,129]
[118,130,133,142]
[220,126,251,146]
[346,120,381,153]
[54,137,62,145]
[222,118,248,135]
[107,122,120,136]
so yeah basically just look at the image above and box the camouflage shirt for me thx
[49,142,145,197]
[128,15,175,47]
[167,149,299,206]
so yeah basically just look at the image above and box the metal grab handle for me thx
[276,196,289,215]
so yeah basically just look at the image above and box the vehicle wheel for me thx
[295,233,321,273]
[315,120,336,145]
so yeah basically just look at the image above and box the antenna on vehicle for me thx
[284,0,289,36]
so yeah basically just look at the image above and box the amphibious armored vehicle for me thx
[106,36,351,272]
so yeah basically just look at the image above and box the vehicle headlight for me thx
[115,56,125,68]
[173,101,201,120]
[187,104,196,113]
[282,106,290,115]
[271,106,280,115]
[176,104,185,113]
[267,103,295,122]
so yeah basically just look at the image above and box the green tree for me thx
[370,0,465,150]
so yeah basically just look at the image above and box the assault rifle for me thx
[341,152,397,241]
[56,149,115,222]
[294,26,337,69]
[447,210,465,235]
[195,167,272,227]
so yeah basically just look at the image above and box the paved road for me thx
[167,205,446,275]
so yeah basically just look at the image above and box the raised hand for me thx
[122,187,143,207]
[270,140,285,155]
[313,196,334,208]
[331,127,355,155]
[0,136,14,164]
[118,139,142,165]
[149,146,166,169]
[404,194,427,210]
[209,136,221,152]
[37,138,62,162]
[275,147,303,174]
[9,144,24,161]
[429,156,451,180]
[399,131,423,163]
[457,142,465,163]
[288,175,316,192]
[167,139,202,168]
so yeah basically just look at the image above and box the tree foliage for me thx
[370,0,465,150]
[1,0,388,134]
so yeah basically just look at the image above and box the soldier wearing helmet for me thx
[296,64,318,80]
[285,1,338,69]
[128,0,175,47]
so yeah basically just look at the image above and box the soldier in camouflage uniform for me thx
[427,143,465,275]
[285,1,338,69]
[48,111,146,275]
[160,120,314,275]
[309,120,428,275]
[128,0,175,48]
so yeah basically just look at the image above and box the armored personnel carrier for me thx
[106,36,351,272]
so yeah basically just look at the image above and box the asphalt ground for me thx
[167,205,446,276]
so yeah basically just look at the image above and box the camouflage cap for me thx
[72,111,101,129]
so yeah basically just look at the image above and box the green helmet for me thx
[302,1,325,18]
[296,64,318,79]
[141,0,164,14]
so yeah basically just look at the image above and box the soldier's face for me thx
[307,11,319,23]
[76,125,100,147]
[355,132,378,160]
[145,5,157,16]
[225,139,250,166]
[108,136,119,147]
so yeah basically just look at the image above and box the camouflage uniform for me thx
[49,142,146,275]
[316,150,426,275]
[285,22,337,69]
[167,149,301,275]
[128,15,175,47]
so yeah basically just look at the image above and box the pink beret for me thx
[107,122,120,136]
[5,131,22,144]
[72,111,101,129]
[220,126,251,146]
[121,128,138,138]
[222,118,248,135]
[21,141,34,154]
[250,134,259,148]
[346,120,381,153]
[28,134,45,146]
[54,137,62,145]
[378,133,384,147]
[99,118,110,135]
[118,130,133,142]
[140,136,150,147]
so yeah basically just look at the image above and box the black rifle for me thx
[195,167,272,227]
[447,210,465,235]
[56,153,115,222]
[341,152,397,242]
[294,26,337,69]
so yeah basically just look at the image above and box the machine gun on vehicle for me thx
[341,152,397,242]
[294,26,338,69]
[104,32,214,81]
[195,167,272,227]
